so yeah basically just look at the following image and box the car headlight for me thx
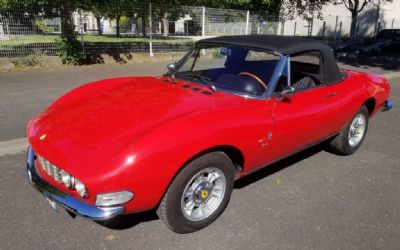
[37,155,88,198]
[74,178,88,198]
[95,191,134,207]
[60,170,73,188]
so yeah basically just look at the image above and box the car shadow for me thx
[96,209,159,230]
[97,143,326,230]
[234,143,324,189]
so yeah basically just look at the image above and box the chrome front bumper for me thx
[26,147,123,221]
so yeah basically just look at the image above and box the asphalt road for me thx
[0,63,399,250]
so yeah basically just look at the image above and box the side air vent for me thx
[201,91,212,95]
[181,84,190,88]
[191,87,200,91]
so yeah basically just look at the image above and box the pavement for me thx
[0,62,399,249]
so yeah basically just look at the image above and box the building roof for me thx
[197,35,344,84]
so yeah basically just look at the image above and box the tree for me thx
[149,0,191,37]
[281,0,393,39]
[105,0,138,37]
[247,0,283,21]
[0,0,80,36]
[342,0,372,39]
[80,0,108,35]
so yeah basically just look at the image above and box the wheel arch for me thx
[154,144,245,208]
[363,97,376,116]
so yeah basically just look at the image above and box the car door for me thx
[266,52,340,159]
[267,85,339,159]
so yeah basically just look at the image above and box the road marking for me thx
[383,71,400,80]
[0,138,27,157]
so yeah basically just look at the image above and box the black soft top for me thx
[198,35,344,84]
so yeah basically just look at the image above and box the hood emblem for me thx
[39,134,47,141]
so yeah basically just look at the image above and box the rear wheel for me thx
[328,105,369,155]
[157,152,234,233]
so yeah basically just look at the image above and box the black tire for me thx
[328,105,369,155]
[157,152,235,233]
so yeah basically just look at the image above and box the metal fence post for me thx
[338,22,342,38]
[245,10,249,35]
[281,21,285,35]
[78,10,85,56]
[202,7,205,37]
[322,21,326,38]
[149,2,153,57]
[392,18,394,28]
[294,22,297,36]
[334,15,338,40]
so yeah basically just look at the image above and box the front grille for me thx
[37,155,63,183]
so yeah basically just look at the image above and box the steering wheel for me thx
[238,72,268,90]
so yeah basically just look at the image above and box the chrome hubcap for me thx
[181,167,226,221]
[348,113,366,147]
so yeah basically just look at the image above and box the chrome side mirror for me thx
[167,63,176,71]
[280,86,296,98]
[167,63,176,80]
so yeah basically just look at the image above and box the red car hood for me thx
[45,76,213,149]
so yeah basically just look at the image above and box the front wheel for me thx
[157,152,234,233]
[328,105,369,155]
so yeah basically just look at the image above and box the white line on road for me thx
[383,71,400,80]
[0,138,27,157]
[0,71,399,157]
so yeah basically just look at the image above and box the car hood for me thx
[46,76,214,149]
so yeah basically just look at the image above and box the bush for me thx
[56,32,84,65]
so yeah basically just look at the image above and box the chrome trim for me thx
[382,100,393,111]
[26,147,123,221]
[287,56,291,86]
[264,55,288,98]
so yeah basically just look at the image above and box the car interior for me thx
[178,47,324,96]
[274,51,324,93]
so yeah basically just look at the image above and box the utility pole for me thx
[149,2,153,57]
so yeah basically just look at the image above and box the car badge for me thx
[39,134,47,141]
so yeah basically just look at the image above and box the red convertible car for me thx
[26,35,392,233]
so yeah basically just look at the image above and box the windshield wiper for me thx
[182,73,218,93]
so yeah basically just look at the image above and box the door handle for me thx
[324,92,336,98]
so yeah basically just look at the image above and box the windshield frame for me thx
[168,43,285,100]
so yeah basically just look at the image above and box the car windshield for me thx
[172,44,281,97]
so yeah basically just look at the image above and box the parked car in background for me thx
[26,35,392,233]
[335,29,400,58]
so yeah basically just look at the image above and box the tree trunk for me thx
[115,15,121,37]
[141,17,147,36]
[60,0,74,36]
[162,12,169,37]
[95,16,102,35]
[350,10,358,40]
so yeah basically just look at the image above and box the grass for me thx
[0,34,193,46]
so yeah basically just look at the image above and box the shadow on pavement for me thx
[235,143,324,189]
[97,209,159,230]
[337,52,400,71]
